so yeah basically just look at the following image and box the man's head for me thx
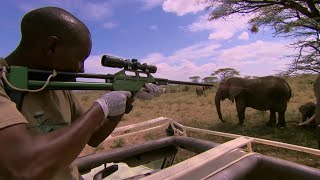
[7,7,92,72]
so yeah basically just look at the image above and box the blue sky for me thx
[0,0,295,81]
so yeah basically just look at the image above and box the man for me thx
[0,7,163,180]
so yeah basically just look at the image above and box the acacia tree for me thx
[243,75,252,79]
[203,0,320,74]
[212,68,240,81]
[189,76,201,83]
[203,76,218,83]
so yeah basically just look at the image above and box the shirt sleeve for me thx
[0,79,28,129]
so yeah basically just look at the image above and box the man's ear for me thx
[45,36,58,56]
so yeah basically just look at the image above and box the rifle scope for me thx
[101,55,157,73]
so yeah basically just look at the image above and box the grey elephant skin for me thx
[215,76,292,127]
[196,86,210,97]
[313,76,320,149]
[298,102,316,128]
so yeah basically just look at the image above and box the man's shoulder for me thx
[0,58,28,128]
[0,58,9,97]
[0,57,9,69]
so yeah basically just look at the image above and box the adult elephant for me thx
[215,76,292,127]
[312,75,320,149]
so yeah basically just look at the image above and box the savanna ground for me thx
[76,74,319,169]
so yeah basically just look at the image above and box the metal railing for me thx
[106,117,320,156]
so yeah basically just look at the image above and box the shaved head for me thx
[20,7,91,47]
[7,7,92,72]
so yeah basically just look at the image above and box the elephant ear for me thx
[229,84,243,102]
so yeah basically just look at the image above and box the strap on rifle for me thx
[0,58,26,111]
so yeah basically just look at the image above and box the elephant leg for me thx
[236,100,246,125]
[266,110,276,127]
[277,110,286,128]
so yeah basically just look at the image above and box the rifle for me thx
[2,55,213,111]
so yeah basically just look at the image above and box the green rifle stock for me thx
[2,55,213,111]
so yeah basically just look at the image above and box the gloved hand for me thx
[135,83,165,100]
[95,91,132,118]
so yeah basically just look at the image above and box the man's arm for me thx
[0,90,132,179]
[0,103,104,180]
[88,114,123,147]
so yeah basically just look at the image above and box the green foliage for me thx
[204,0,320,74]
[250,25,259,33]
[203,76,217,83]
[188,76,201,83]
[212,67,240,81]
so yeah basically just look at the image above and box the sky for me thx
[0,0,296,81]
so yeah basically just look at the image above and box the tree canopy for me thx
[202,76,217,83]
[203,0,320,74]
[212,68,240,81]
[189,76,201,83]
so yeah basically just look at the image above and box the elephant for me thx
[196,87,205,97]
[196,86,211,97]
[215,76,292,127]
[312,75,320,149]
[297,102,316,128]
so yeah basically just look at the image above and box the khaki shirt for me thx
[21,90,84,180]
[0,58,84,180]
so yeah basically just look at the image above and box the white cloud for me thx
[137,42,221,80]
[187,14,252,40]
[209,31,234,40]
[238,32,249,40]
[83,40,294,81]
[103,22,117,29]
[215,40,294,76]
[149,25,158,30]
[139,0,165,9]
[141,53,166,64]
[80,2,112,20]
[141,42,221,65]
[151,61,217,81]
[170,43,221,62]
[162,0,206,16]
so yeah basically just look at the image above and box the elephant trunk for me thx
[215,91,225,122]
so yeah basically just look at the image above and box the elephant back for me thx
[247,76,292,102]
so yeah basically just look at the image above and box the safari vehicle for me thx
[76,117,320,180]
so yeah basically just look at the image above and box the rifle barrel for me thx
[156,78,213,87]
[168,80,213,87]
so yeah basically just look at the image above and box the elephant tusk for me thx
[298,114,315,126]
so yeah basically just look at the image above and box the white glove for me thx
[95,91,132,118]
[135,83,165,100]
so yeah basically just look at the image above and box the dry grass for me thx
[76,74,319,169]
